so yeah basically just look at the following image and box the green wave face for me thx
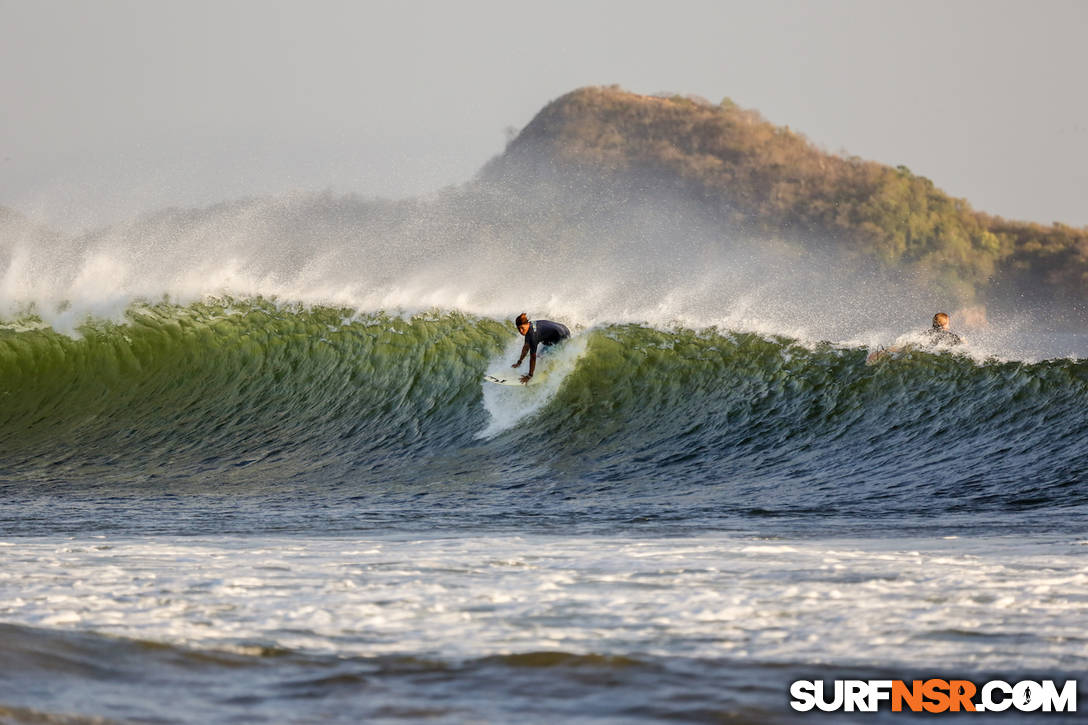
[2,300,1087,516]
[0,301,508,488]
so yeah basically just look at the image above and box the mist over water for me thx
[5,177,1073,359]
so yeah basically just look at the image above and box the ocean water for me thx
[1,196,1087,722]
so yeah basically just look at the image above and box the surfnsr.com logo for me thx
[789,679,1078,713]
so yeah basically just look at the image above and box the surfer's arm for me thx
[520,350,537,384]
[512,342,529,368]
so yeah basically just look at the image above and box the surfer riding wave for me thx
[511,313,570,384]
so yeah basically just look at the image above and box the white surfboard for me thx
[484,373,531,386]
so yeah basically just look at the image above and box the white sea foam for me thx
[1,532,1085,671]
[478,333,589,438]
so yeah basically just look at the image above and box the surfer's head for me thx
[515,313,530,335]
[932,312,950,330]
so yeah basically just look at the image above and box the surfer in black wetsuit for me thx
[512,313,570,384]
[923,312,963,346]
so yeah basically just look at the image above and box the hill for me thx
[482,86,1088,322]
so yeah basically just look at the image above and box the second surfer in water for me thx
[923,312,964,346]
[866,311,965,364]
[512,313,570,384]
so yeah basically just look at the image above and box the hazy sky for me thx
[2,0,1086,230]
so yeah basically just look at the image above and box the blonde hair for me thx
[932,312,949,329]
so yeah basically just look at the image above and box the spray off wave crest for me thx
[3,187,1052,355]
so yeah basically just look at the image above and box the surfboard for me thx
[484,373,530,386]
[865,345,907,365]
[865,349,889,365]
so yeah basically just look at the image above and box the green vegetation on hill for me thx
[486,86,1088,316]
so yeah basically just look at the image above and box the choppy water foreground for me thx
[1,531,1085,723]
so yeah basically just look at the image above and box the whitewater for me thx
[1,190,1086,723]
